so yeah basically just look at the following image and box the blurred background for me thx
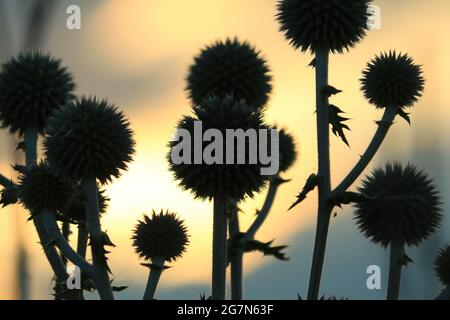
[0,0,449,300]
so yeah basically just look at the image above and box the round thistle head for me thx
[435,245,450,287]
[59,184,110,224]
[275,127,298,173]
[132,210,189,263]
[168,95,269,200]
[354,163,442,247]
[44,97,135,184]
[18,162,72,214]
[277,0,371,53]
[361,51,425,109]
[187,38,272,109]
[0,52,75,134]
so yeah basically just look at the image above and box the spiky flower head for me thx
[361,51,425,110]
[354,163,442,247]
[435,245,450,287]
[168,95,269,200]
[277,0,371,53]
[276,127,298,173]
[132,210,189,263]
[59,184,110,224]
[18,162,72,214]
[0,52,75,134]
[187,38,272,109]
[44,97,135,184]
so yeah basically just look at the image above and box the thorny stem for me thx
[228,203,243,300]
[212,196,228,300]
[81,177,114,300]
[143,257,165,300]
[386,239,405,300]
[77,224,88,260]
[41,209,94,274]
[329,106,397,198]
[24,128,68,284]
[307,47,332,300]
[0,173,12,187]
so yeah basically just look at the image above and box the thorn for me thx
[308,58,316,68]
[322,85,343,97]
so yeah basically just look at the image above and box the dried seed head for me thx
[275,127,298,173]
[187,38,272,109]
[0,52,75,134]
[354,163,442,247]
[132,210,189,263]
[435,245,450,287]
[44,97,135,184]
[277,0,371,53]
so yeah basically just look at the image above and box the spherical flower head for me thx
[44,97,135,184]
[59,184,110,224]
[18,162,72,214]
[168,95,269,201]
[277,0,371,53]
[361,51,425,110]
[0,52,75,134]
[354,163,442,247]
[435,245,450,287]
[187,38,272,109]
[132,210,189,263]
[275,127,298,173]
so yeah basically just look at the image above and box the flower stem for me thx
[0,173,12,187]
[24,128,68,284]
[329,106,397,198]
[212,196,228,300]
[77,224,88,259]
[143,257,165,300]
[387,239,405,300]
[228,203,242,300]
[307,47,331,300]
[81,177,114,300]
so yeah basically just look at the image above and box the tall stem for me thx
[228,203,242,300]
[81,177,114,300]
[76,224,88,259]
[387,239,405,300]
[143,257,165,300]
[212,196,227,300]
[24,128,68,284]
[307,48,331,300]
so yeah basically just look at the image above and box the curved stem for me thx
[82,177,114,300]
[143,257,165,300]
[0,173,12,188]
[436,287,450,300]
[387,240,405,300]
[307,47,331,300]
[330,107,397,198]
[228,203,242,300]
[41,209,94,274]
[212,196,227,300]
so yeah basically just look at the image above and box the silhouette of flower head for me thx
[59,184,110,224]
[168,95,269,201]
[18,162,72,214]
[276,127,298,173]
[0,52,75,134]
[277,0,371,53]
[354,163,441,247]
[435,245,450,287]
[361,51,425,110]
[132,210,189,263]
[44,97,135,184]
[187,38,272,109]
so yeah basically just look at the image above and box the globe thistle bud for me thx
[354,163,442,247]
[361,51,425,110]
[277,0,371,53]
[187,38,272,109]
[168,95,269,200]
[132,210,189,263]
[44,97,135,184]
[275,127,298,173]
[18,162,72,214]
[59,184,110,224]
[435,245,450,287]
[0,52,75,134]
